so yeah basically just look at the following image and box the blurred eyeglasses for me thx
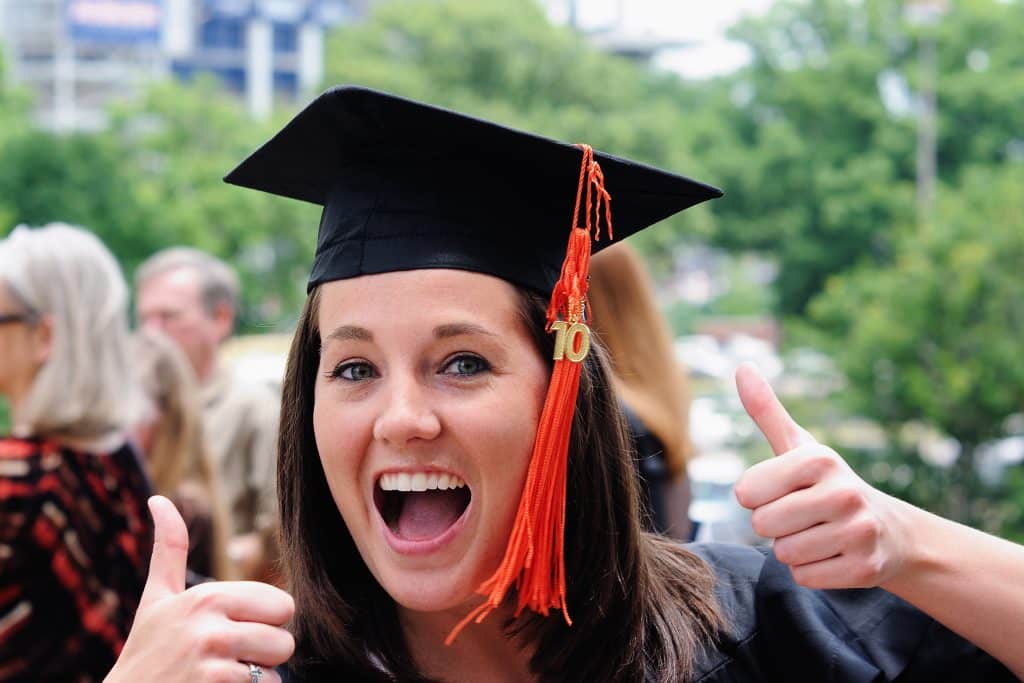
[0,312,35,326]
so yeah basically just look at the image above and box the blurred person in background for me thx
[133,328,233,583]
[0,223,152,682]
[135,247,279,580]
[589,241,695,541]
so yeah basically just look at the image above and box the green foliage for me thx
[0,75,319,330]
[811,165,1024,446]
[700,0,1024,314]
[809,165,1024,530]
[105,79,320,327]
[0,131,159,265]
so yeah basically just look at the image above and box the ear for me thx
[211,301,235,344]
[31,315,55,365]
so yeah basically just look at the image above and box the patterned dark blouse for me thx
[0,437,152,682]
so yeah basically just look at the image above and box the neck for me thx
[195,354,218,385]
[399,603,535,683]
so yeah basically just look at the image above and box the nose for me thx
[372,376,442,446]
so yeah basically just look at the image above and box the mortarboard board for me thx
[224,85,722,642]
[224,85,721,296]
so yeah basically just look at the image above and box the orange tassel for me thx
[446,144,613,645]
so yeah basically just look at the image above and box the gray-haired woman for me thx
[0,223,152,681]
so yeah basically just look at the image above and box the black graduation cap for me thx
[224,85,721,294]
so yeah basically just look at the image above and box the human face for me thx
[314,270,549,614]
[136,268,223,380]
[0,284,46,404]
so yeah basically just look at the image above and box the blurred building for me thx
[168,0,361,119]
[0,0,363,130]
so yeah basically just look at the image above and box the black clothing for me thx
[223,86,722,296]
[689,543,1013,682]
[279,543,1013,682]
[623,402,674,536]
[0,437,152,682]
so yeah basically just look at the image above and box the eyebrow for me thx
[322,322,497,344]
[324,325,373,343]
[433,322,498,339]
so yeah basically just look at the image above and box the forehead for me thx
[138,267,202,304]
[317,269,526,332]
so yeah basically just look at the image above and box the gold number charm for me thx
[551,321,591,362]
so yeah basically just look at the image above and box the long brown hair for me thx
[134,329,233,580]
[588,243,693,479]
[278,286,724,682]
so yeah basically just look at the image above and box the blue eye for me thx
[331,361,377,381]
[442,354,490,377]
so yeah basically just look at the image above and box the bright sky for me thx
[540,0,775,78]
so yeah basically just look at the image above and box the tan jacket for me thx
[199,365,279,537]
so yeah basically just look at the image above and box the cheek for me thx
[312,390,369,517]
[469,363,549,515]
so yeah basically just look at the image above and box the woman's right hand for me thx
[105,496,295,683]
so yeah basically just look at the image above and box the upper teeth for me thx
[380,472,467,492]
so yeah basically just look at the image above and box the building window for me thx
[199,16,245,50]
[272,22,298,53]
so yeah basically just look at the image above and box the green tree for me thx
[809,164,1024,532]
[104,79,320,328]
[0,130,161,268]
[700,0,1024,314]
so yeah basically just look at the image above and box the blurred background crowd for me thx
[1,0,1024,675]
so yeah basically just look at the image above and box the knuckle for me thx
[851,556,884,586]
[835,487,865,514]
[733,480,754,508]
[749,509,770,537]
[773,540,797,565]
[188,585,224,615]
[807,451,838,479]
[865,553,887,582]
[851,515,881,543]
[197,624,236,657]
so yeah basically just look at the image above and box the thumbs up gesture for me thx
[734,364,915,590]
[105,496,295,682]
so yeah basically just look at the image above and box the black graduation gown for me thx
[688,542,1015,682]
[281,543,1015,682]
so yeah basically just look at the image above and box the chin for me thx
[379,566,481,614]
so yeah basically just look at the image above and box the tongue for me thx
[397,490,464,541]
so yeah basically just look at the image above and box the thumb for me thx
[735,362,815,456]
[139,495,189,609]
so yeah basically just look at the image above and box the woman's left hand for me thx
[733,363,916,590]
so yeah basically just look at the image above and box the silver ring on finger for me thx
[248,662,263,683]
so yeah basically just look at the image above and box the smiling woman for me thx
[106,87,1024,683]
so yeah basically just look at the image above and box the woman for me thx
[0,223,152,681]
[589,242,695,541]
[133,329,233,582]
[109,88,1023,682]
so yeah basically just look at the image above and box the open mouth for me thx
[374,472,472,542]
